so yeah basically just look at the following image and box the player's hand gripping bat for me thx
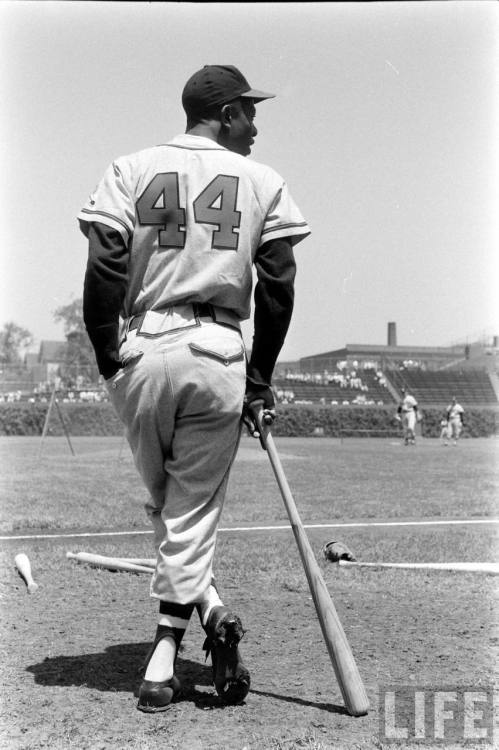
[252,405,369,717]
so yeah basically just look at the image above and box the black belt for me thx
[128,303,214,332]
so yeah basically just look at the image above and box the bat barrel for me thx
[264,431,369,717]
[67,551,155,574]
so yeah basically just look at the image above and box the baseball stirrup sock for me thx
[197,583,224,627]
[144,602,194,682]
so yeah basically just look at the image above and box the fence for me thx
[1,402,496,440]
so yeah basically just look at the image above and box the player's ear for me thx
[220,103,233,128]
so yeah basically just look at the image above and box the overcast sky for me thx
[1,1,497,361]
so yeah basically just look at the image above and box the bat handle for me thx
[251,402,274,450]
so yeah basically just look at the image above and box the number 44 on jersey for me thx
[136,172,241,251]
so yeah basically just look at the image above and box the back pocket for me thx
[189,338,244,367]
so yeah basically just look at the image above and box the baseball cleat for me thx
[137,674,182,713]
[203,605,250,704]
[137,624,183,713]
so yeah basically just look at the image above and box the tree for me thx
[0,322,33,365]
[53,299,85,337]
[53,299,98,382]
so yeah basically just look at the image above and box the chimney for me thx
[387,322,397,347]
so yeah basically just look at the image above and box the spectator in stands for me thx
[446,396,465,446]
[396,388,420,446]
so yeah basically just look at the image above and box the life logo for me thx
[379,686,497,745]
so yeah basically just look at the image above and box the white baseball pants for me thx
[449,419,462,440]
[106,317,246,604]
[402,410,416,437]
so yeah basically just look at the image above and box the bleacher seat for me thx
[273,369,394,405]
[273,367,498,407]
[386,368,497,406]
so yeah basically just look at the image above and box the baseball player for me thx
[78,64,310,713]
[446,396,465,445]
[439,416,451,446]
[397,388,420,445]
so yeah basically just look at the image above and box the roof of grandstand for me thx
[301,343,465,360]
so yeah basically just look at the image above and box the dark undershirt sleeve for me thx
[247,237,296,387]
[83,222,129,379]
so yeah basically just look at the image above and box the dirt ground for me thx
[1,529,497,750]
[1,437,498,749]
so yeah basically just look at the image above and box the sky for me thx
[1,1,498,362]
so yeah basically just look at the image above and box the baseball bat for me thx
[120,557,157,567]
[14,553,39,593]
[66,551,155,575]
[256,412,369,716]
[339,560,499,575]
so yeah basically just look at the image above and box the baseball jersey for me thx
[400,394,418,412]
[78,134,310,321]
[447,403,464,421]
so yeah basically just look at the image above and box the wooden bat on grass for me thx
[255,408,369,717]
[66,551,155,574]
[15,553,39,593]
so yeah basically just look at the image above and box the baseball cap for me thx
[182,65,275,117]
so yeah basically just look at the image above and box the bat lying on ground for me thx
[15,553,39,593]
[121,557,157,567]
[254,408,369,717]
[339,560,499,575]
[66,551,155,574]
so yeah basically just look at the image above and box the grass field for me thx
[0,435,498,750]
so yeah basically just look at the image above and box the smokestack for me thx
[493,335,499,348]
[387,322,397,347]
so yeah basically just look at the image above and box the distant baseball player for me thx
[439,416,451,446]
[397,388,420,445]
[78,64,310,713]
[446,396,465,445]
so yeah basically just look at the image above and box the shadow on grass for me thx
[249,688,348,715]
[26,641,347,714]
[26,642,209,694]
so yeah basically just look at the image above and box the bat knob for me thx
[323,541,357,562]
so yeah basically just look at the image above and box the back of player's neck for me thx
[185,123,220,144]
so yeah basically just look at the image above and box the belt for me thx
[129,303,214,332]
[128,303,237,334]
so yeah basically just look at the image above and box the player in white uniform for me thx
[78,65,310,713]
[439,416,451,445]
[446,396,465,445]
[397,389,420,445]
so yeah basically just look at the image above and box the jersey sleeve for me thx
[77,159,135,244]
[259,171,310,248]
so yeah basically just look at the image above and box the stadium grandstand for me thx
[1,322,498,409]
[273,323,499,408]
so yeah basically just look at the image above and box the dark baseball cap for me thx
[182,65,275,117]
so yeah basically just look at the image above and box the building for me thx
[294,323,498,375]
[28,341,68,385]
